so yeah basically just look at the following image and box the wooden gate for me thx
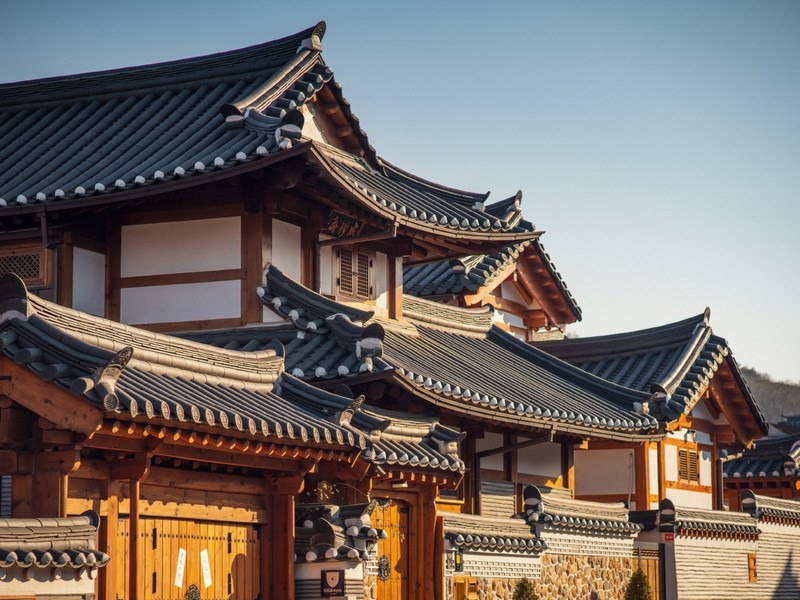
[633,545,664,600]
[117,517,260,600]
[372,500,409,600]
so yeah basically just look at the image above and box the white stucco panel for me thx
[375,251,388,310]
[120,280,240,324]
[120,217,240,277]
[666,487,712,509]
[664,444,678,482]
[574,448,635,496]
[476,432,505,471]
[272,219,302,281]
[518,441,562,478]
[72,247,105,317]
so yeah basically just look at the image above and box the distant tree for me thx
[512,577,539,600]
[624,568,652,600]
[741,367,800,426]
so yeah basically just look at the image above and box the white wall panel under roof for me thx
[272,219,301,282]
[476,432,505,471]
[517,441,561,478]
[574,448,635,497]
[120,217,241,277]
[666,487,712,509]
[72,247,105,317]
[120,280,240,325]
[319,245,333,296]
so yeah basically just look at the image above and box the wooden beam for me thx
[110,453,151,481]
[0,358,103,434]
[266,492,295,600]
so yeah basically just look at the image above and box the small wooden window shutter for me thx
[688,450,699,483]
[678,449,689,481]
[748,552,757,582]
[337,247,354,296]
[355,251,372,299]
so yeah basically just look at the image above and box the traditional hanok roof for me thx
[295,502,386,563]
[741,490,800,525]
[0,24,539,248]
[0,273,465,475]
[191,266,661,441]
[0,273,369,449]
[522,485,640,534]
[723,433,800,480]
[441,512,546,554]
[652,498,760,538]
[533,310,768,439]
[403,238,581,324]
[0,510,109,572]
[776,414,800,434]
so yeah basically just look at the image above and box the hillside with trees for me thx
[741,367,800,426]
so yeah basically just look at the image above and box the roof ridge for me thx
[6,276,286,384]
[378,157,489,203]
[402,295,495,335]
[0,23,324,106]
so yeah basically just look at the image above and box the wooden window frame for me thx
[335,245,374,302]
[677,447,700,484]
[0,244,52,289]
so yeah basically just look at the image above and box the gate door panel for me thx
[119,517,260,600]
[372,500,409,600]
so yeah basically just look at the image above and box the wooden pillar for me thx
[434,513,445,600]
[129,478,141,600]
[243,199,271,324]
[634,442,649,510]
[462,436,477,514]
[657,440,666,501]
[33,448,80,517]
[421,486,438,600]
[388,253,403,320]
[100,479,120,600]
[264,474,303,600]
[560,442,575,491]
[57,232,74,307]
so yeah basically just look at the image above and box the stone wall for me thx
[444,554,634,600]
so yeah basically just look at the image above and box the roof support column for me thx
[634,442,649,510]
[264,474,304,600]
[99,478,120,600]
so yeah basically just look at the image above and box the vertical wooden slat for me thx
[635,442,649,510]
[57,233,74,307]
[129,478,140,600]
[100,479,120,600]
[106,222,121,321]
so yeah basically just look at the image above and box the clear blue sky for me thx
[2,1,798,383]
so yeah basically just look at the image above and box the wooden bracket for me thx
[110,453,152,481]
[36,448,81,475]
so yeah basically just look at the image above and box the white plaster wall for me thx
[574,449,635,497]
[272,219,301,281]
[666,487,712,509]
[500,281,526,305]
[319,244,333,296]
[72,247,105,316]
[667,426,712,446]
[518,441,562,479]
[493,309,525,330]
[121,281,240,325]
[664,444,678,482]
[120,217,240,277]
[699,449,713,487]
[476,432,505,471]
[375,251,387,310]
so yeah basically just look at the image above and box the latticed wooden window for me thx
[336,246,373,301]
[678,448,700,483]
[0,246,50,288]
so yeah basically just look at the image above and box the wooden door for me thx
[118,517,260,600]
[634,545,663,600]
[372,500,409,600]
